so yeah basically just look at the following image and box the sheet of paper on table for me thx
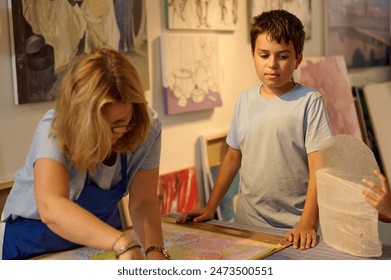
[37,216,291,260]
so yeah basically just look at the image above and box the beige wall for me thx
[0,0,322,183]
[0,0,390,243]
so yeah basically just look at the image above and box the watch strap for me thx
[144,246,171,259]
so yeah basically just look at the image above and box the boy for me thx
[177,9,332,250]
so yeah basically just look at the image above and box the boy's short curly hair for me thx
[250,9,305,58]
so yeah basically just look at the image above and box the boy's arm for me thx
[285,151,319,249]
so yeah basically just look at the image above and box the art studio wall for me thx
[0,0,390,235]
[0,0,260,183]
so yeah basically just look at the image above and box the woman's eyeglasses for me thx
[111,122,136,134]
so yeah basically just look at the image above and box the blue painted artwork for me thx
[210,165,239,222]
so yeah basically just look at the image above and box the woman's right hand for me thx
[176,206,215,224]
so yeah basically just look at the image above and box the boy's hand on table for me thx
[176,207,215,223]
[285,225,317,250]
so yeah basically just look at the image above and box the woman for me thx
[1,48,168,260]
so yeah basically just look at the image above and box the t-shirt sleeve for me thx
[31,110,70,168]
[305,95,332,153]
[139,110,162,170]
[226,96,241,150]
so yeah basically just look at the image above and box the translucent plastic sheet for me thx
[316,134,382,257]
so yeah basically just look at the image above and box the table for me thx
[37,214,391,260]
[207,218,391,260]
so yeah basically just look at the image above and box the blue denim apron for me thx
[3,154,128,260]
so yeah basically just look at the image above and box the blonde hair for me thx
[50,48,150,172]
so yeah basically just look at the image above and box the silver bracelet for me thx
[144,246,171,259]
[115,241,141,258]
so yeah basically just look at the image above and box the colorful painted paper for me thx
[158,167,199,215]
[210,165,239,223]
[38,217,290,260]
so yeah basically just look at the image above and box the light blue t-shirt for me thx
[2,108,161,221]
[227,83,332,229]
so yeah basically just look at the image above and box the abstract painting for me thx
[38,216,290,260]
[8,0,149,104]
[295,56,362,140]
[250,0,312,39]
[210,165,239,222]
[165,0,239,31]
[199,133,238,222]
[158,166,199,215]
[325,0,390,68]
[161,33,222,115]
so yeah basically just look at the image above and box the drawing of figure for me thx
[167,0,238,30]
[194,37,218,95]
[168,0,188,22]
[195,0,210,28]
[219,0,238,25]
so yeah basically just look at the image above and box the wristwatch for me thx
[145,246,171,259]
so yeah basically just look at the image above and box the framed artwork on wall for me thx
[165,0,239,31]
[295,55,362,140]
[7,0,149,105]
[250,0,312,39]
[325,0,390,69]
[160,33,222,115]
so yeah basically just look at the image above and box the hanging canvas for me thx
[7,0,149,105]
[165,0,239,31]
[250,0,312,39]
[158,166,199,215]
[325,0,390,69]
[160,33,222,115]
[295,55,362,140]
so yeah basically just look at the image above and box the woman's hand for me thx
[362,170,391,221]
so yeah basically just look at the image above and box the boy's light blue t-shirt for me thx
[2,108,161,221]
[227,83,332,229]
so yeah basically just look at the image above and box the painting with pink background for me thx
[295,55,362,140]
